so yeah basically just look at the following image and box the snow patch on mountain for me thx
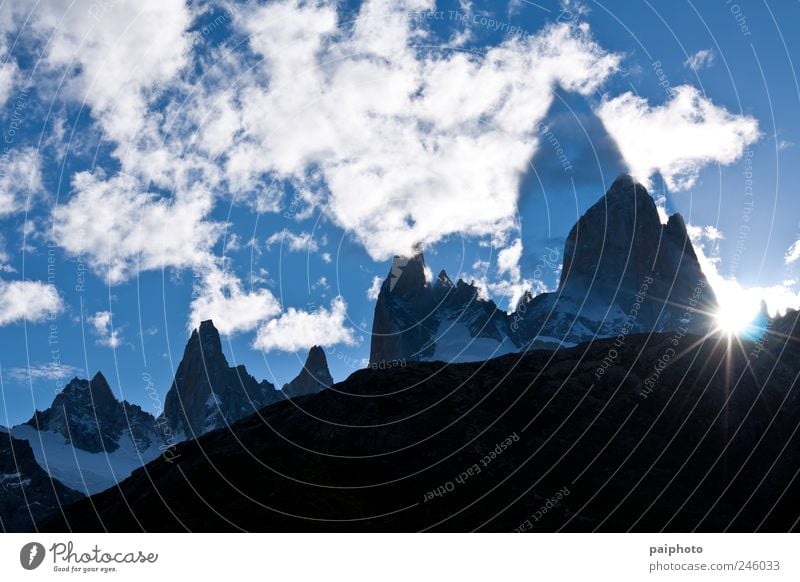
[9,424,161,496]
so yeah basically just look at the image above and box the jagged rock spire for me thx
[282,346,333,399]
[162,320,280,439]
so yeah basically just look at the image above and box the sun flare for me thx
[715,307,753,336]
[713,290,761,336]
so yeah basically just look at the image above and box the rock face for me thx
[282,346,333,399]
[514,175,718,345]
[370,175,718,363]
[24,372,157,454]
[0,432,83,532]
[370,251,516,365]
[163,320,281,438]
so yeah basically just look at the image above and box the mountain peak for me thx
[371,175,718,363]
[282,346,333,399]
[387,247,428,297]
[607,173,648,194]
[434,270,453,289]
[554,177,717,337]
[306,345,327,367]
[196,319,223,355]
[665,211,688,236]
[22,372,153,455]
[88,372,115,405]
[560,175,661,291]
[90,370,111,390]
[163,321,279,438]
[53,373,116,411]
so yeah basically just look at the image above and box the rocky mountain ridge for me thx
[370,175,718,364]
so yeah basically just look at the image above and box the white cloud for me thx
[367,275,382,300]
[703,225,724,241]
[16,0,768,351]
[785,240,800,265]
[490,238,534,310]
[223,233,241,254]
[7,362,82,383]
[321,252,332,264]
[88,310,122,348]
[188,264,281,335]
[24,0,214,221]
[685,49,715,71]
[53,172,222,284]
[596,86,760,190]
[497,238,524,281]
[487,279,533,312]
[0,279,63,325]
[0,59,17,108]
[253,296,356,352]
[31,0,193,145]
[265,229,319,253]
[38,3,746,250]
[219,3,620,260]
[0,234,14,273]
[0,147,44,217]
[34,1,227,296]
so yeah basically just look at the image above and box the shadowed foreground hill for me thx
[1,434,83,531]
[45,322,800,532]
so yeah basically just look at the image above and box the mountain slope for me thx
[45,326,800,532]
[0,431,83,532]
[282,346,333,399]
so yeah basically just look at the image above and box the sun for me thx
[715,305,754,336]
[713,289,760,336]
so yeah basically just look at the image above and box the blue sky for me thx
[0,0,798,425]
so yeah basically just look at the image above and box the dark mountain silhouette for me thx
[0,433,83,532]
[282,346,333,399]
[43,315,800,532]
